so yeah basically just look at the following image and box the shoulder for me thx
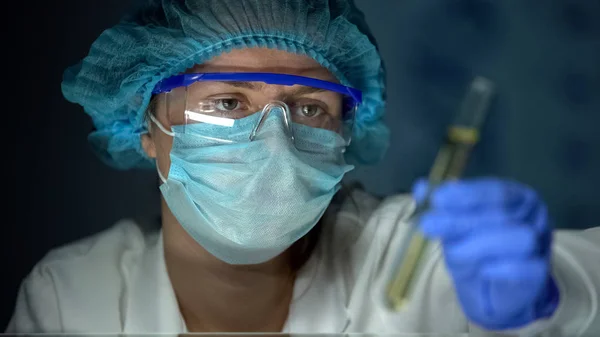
[551,226,600,268]
[34,219,148,282]
[325,187,415,248]
[551,226,600,282]
[321,188,417,288]
[554,226,600,245]
[321,187,416,263]
[45,219,145,258]
[7,220,154,332]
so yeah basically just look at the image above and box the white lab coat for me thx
[6,190,600,336]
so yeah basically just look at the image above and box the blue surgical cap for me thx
[62,0,389,169]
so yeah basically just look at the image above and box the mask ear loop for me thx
[147,114,174,183]
[149,114,175,137]
[156,166,168,184]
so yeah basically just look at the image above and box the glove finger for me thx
[444,227,538,266]
[426,178,533,212]
[419,210,520,239]
[478,260,549,323]
[480,259,549,282]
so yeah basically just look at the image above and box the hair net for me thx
[62,0,389,169]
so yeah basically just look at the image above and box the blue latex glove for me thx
[413,178,560,330]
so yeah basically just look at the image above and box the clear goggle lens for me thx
[154,80,357,144]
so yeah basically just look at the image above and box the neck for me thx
[160,199,296,332]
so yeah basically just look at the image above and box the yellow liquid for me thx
[386,126,480,310]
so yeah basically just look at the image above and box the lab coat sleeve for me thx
[5,262,62,333]
[468,226,600,337]
[359,193,599,336]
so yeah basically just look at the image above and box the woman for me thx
[7,0,599,335]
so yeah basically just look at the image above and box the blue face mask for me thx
[152,110,354,264]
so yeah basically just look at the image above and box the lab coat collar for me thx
[284,241,351,333]
[123,229,350,333]
[123,230,186,333]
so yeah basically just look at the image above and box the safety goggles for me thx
[151,72,362,145]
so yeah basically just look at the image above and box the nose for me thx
[249,101,295,143]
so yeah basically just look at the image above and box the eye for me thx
[215,98,242,111]
[297,104,324,118]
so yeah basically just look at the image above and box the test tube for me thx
[386,76,496,311]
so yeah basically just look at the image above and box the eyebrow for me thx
[215,81,264,90]
[215,81,328,96]
[289,86,327,96]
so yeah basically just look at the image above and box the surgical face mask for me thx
[149,102,354,264]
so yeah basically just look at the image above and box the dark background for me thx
[7,0,599,330]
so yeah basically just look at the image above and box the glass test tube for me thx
[386,76,496,311]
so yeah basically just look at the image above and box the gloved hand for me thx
[413,177,560,330]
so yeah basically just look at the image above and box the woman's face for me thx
[141,48,341,179]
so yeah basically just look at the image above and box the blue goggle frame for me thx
[152,72,362,113]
